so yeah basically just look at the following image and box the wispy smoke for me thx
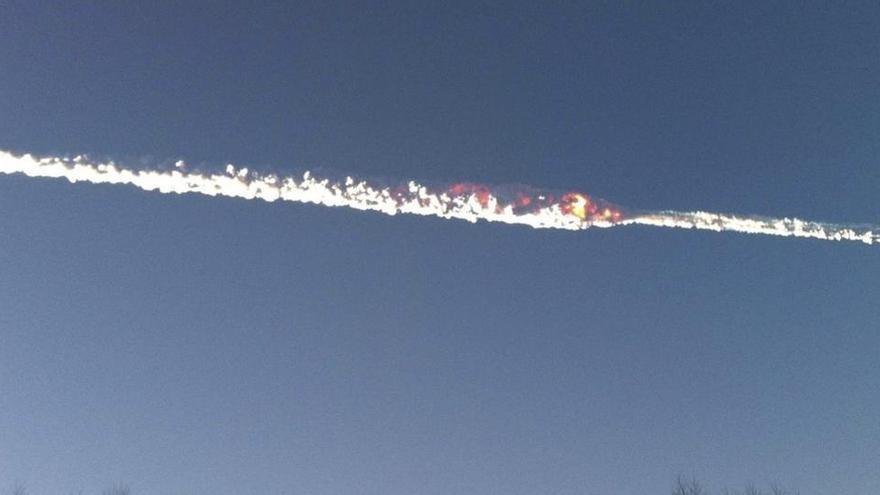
[1,149,876,245]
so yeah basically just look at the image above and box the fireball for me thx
[561,193,591,220]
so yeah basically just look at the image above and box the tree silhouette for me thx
[672,475,707,495]
[100,484,130,495]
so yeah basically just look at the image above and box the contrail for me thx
[1,149,877,245]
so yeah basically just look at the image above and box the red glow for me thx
[445,182,622,223]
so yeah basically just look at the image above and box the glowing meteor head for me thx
[560,192,591,220]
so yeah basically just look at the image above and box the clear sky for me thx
[1,2,878,494]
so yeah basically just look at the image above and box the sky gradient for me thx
[1,2,878,494]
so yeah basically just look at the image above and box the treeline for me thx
[8,477,801,494]
[9,484,129,495]
[673,475,800,495]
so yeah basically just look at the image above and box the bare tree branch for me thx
[673,474,707,495]
[102,484,131,495]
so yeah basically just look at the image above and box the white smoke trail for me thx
[0,149,585,230]
[0,149,877,245]
[619,211,879,245]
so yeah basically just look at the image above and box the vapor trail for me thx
[1,149,876,245]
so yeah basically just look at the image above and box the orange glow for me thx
[474,188,491,206]
[561,193,590,220]
[445,182,623,223]
[449,183,469,195]
[448,183,492,207]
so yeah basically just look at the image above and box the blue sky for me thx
[1,2,878,494]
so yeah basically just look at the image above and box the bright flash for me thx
[561,193,590,220]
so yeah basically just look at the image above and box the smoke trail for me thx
[619,211,878,245]
[1,149,877,245]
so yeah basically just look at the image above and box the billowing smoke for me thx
[1,149,877,245]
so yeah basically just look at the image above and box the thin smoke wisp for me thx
[1,149,876,245]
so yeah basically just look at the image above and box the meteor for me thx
[0,149,877,245]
